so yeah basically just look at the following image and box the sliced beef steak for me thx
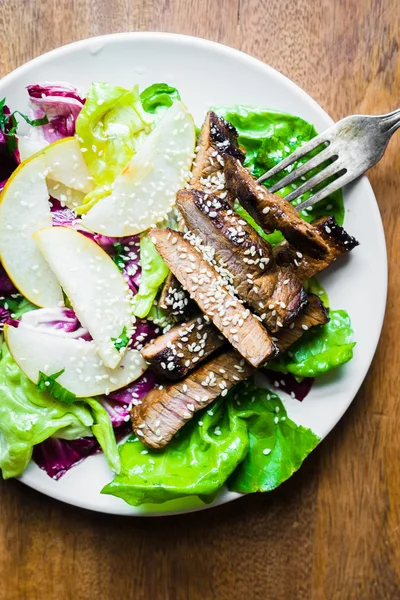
[150,228,278,367]
[224,155,359,267]
[142,294,328,381]
[159,112,244,318]
[141,316,225,380]
[131,349,254,448]
[176,188,307,332]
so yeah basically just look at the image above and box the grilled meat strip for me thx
[150,228,278,367]
[159,111,243,317]
[224,155,359,264]
[141,316,225,381]
[133,295,328,447]
[142,294,328,381]
[131,349,254,449]
[191,111,245,186]
[273,294,329,351]
[273,215,359,280]
[176,188,307,332]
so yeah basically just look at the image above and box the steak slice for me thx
[133,295,329,447]
[158,112,244,318]
[176,188,307,332]
[273,294,329,352]
[141,316,225,380]
[150,228,278,367]
[273,216,359,280]
[191,111,245,186]
[141,293,328,381]
[131,349,254,449]
[224,155,359,264]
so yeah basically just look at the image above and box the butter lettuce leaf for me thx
[75,82,152,212]
[215,106,344,226]
[0,346,119,478]
[140,83,180,114]
[267,310,355,377]
[132,234,169,319]
[102,380,319,506]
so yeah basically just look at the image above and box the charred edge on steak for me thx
[141,316,226,381]
[176,188,308,332]
[150,227,279,367]
[274,216,359,280]
[131,349,254,449]
[274,294,329,352]
[224,155,334,257]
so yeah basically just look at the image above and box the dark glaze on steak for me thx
[224,155,359,264]
[141,315,225,380]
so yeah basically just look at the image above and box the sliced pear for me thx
[34,227,133,369]
[47,179,86,210]
[18,136,48,162]
[83,101,196,236]
[42,137,94,195]
[5,323,147,397]
[0,155,63,307]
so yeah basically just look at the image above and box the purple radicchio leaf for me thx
[20,307,91,341]
[108,369,157,406]
[264,369,314,401]
[27,82,85,142]
[0,102,20,184]
[32,436,99,480]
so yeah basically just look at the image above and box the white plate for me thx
[0,32,387,516]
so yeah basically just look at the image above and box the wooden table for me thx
[0,1,399,598]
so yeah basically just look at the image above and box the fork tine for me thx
[283,160,345,204]
[295,171,350,212]
[257,130,331,185]
[268,147,335,192]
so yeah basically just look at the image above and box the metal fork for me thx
[257,109,400,212]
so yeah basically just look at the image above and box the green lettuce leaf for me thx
[267,310,355,377]
[132,234,169,319]
[227,382,320,493]
[102,380,319,506]
[140,83,181,114]
[304,276,329,308]
[215,106,344,226]
[75,81,153,212]
[0,346,119,478]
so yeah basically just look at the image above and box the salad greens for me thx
[75,82,153,212]
[215,106,344,226]
[140,83,181,114]
[267,310,355,378]
[0,346,119,478]
[132,234,169,319]
[36,369,77,405]
[111,326,130,352]
[102,380,320,506]
[0,79,357,505]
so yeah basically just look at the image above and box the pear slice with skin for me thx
[83,101,196,237]
[0,154,63,307]
[42,137,94,195]
[34,227,133,369]
[5,323,147,397]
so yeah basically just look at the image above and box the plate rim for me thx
[0,31,387,516]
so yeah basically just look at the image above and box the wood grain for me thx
[0,1,399,598]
